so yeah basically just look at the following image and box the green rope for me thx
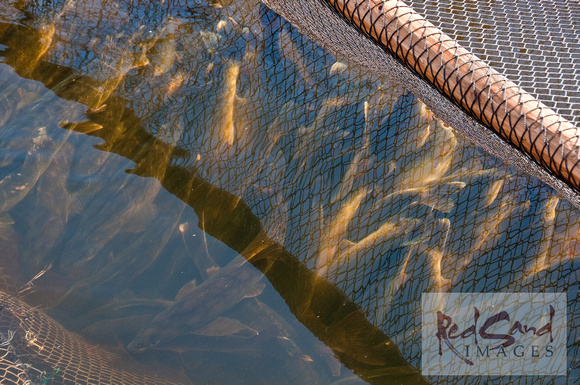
[40,367,60,385]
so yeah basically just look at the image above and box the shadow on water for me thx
[0,5,427,385]
[0,0,578,384]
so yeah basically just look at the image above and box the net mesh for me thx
[264,0,580,206]
[0,0,578,384]
[0,291,186,385]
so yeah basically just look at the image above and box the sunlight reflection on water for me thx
[0,0,578,384]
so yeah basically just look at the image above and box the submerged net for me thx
[0,290,186,384]
[0,0,578,384]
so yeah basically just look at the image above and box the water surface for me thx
[0,0,577,384]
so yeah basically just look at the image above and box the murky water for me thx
[0,0,577,384]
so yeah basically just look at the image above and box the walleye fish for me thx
[316,188,368,275]
[524,195,560,277]
[128,255,265,352]
[218,60,240,147]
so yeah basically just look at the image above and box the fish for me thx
[192,316,258,337]
[53,37,138,112]
[312,341,342,376]
[481,179,504,208]
[0,66,85,215]
[422,217,452,292]
[373,92,457,193]
[56,173,163,271]
[179,217,220,281]
[323,309,392,367]
[0,213,15,241]
[277,336,314,362]
[396,121,456,191]
[364,216,449,315]
[17,141,77,273]
[127,255,265,352]
[316,188,368,275]
[330,102,373,205]
[3,23,56,76]
[528,199,580,274]
[523,195,560,277]
[49,6,170,111]
[1,0,75,75]
[219,60,240,147]
[86,298,174,320]
[151,18,180,77]
[447,191,531,282]
[55,202,188,315]
[277,26,313,87]
[80,298,173,344]
[0,213,25,285]
[319,215,422,283]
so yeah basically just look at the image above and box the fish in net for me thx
[0,0,577,384]
[0,289,188,384]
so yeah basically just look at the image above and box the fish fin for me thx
[69,195,87,215]
[193,317,255,337]
[243,282,265,298]
[337,239,355,253]
[205,266,220,277]
[400,233,430,247]
[0,213,14,225]
[313,342,341,376]
[60,120,103,134]
[174,280,197,301]
[0,214,15,241]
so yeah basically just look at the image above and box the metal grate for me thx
[0,0,578,384]
[407,0,580,128]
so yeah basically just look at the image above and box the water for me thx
[0,0,578,384]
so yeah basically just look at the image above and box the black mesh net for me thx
[265,0,580,203]
[0,0,578,384]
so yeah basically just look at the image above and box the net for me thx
[0,0,578,384]
[264,0,580,206]
[0,290,187,384]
